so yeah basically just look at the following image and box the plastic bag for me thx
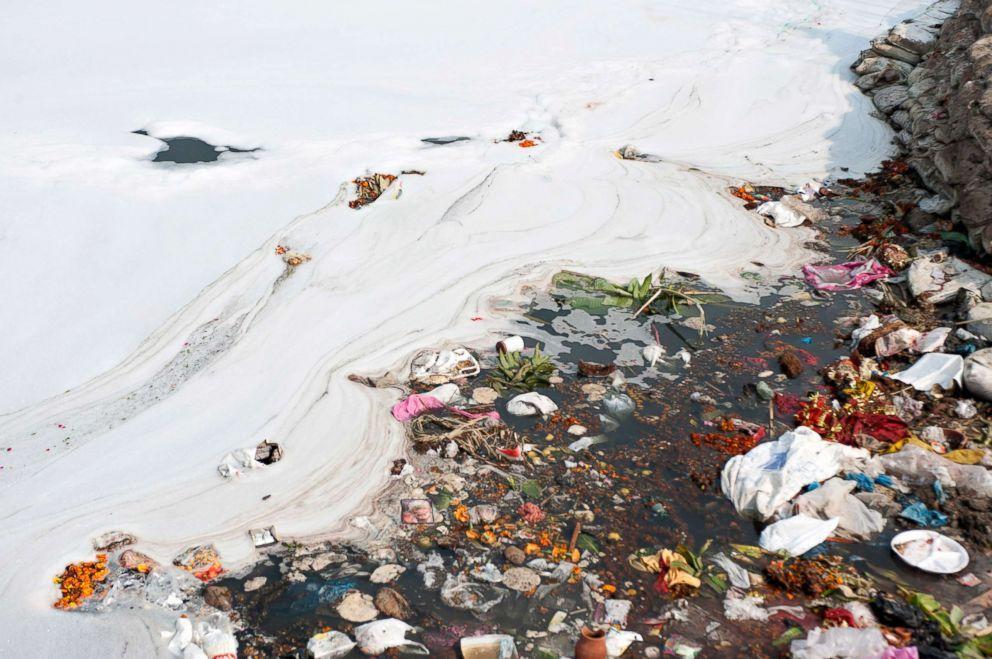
[756,201,805,228]
[802,260,893,292]
[307,631,355,658]
[792,478,885,539]
[759,514,839,556]
[606,629,642,657]
[354,619,428,655]
[440,574,505,613]
[711,552,750,589]
[877,445,992,497]
[890,353,963,391]
[721,426,869,520]
[410,347,480,383]
[790,627,889,659]
[506,392,558,417]
[459,634,519,659]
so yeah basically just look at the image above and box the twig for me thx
[568,521,583,553]
[633,288,665,318]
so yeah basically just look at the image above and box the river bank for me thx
[1,1,984,657]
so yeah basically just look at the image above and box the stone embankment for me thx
[854,0,992,252]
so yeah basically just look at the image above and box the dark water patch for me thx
[133,130,260,163]
[421,136,471,146]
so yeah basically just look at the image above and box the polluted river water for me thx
[0,0,971,657]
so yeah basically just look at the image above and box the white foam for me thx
[0,0,932,654]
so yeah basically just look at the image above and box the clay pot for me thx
[575,627,607,659]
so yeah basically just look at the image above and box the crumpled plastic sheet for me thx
[721,426,869,520]
[802,259,894,292]
[757,200,805,228]
[354,619,428,656]
[792,478,885,540]
[890,353,963,391]
[790,626,889,659]
[711,552,750,589]
[759,514,839,556]
[876,444,992,497]
[899,502,948,528]
[439,574,505,613]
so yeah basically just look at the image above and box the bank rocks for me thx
[854,0,992,252]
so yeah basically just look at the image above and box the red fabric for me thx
[836,413,908,445]
[824,607,858,627]
[774,392,803,416]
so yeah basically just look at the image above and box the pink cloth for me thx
[392,394,501,422]
[802,259,894,292]
[392,394,445,421]
[879,647,918,659]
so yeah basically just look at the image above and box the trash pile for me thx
[178,187,989,654]
[502,130,541,148]
[47,151,992,656]
[348,173,399,209]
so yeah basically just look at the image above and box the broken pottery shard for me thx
[119,549,159,573]
[577,360,616,377]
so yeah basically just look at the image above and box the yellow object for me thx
[943,448,986,465]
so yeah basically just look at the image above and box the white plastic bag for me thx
[759,514,839,556]
[890,353,963,391]
[168,616,193,656]
[354,619,428,655]
[756,201,805,228]
[721,427,869,520]
[792,478,885,539]
[791,627,888,659]
[410,347,480,383]
[605,629,642,657]
[876,444,992,497]
[217,448,263,479]
[506,392,558,417]
[307,631,356,658]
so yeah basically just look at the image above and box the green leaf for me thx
[773,627,803,647]
[521,480,542,499]
[730,544,764,559]
[576,533,600,553]
[432,490,453,510]
[704,573,728,594]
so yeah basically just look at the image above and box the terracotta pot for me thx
[575,626,607,659]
